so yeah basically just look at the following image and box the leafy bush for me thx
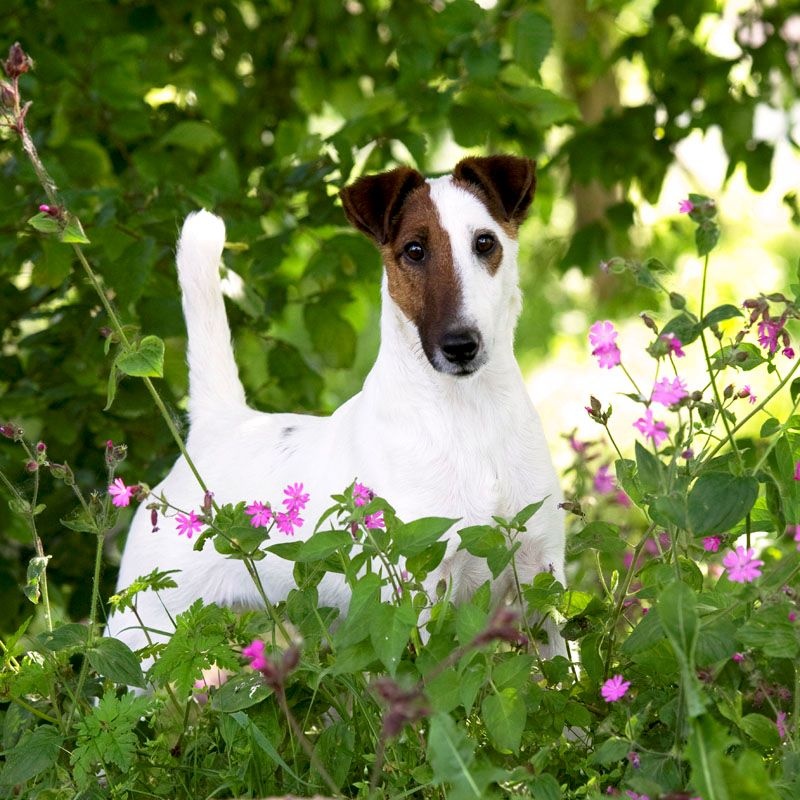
[2,29,800,800]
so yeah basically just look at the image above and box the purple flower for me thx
[703,536,721,553]
[794,461,800,482]
[176,510,203,539]
[784,347,795,360]
[651,376,688,406]
[601,674,631,702]
[722,546,764,583]
[108,477,136,508]
[660,333,685,358]
[627,751,640,769]
[276,508,303,536]
[793,524,800,551]
[242,639,267,671]
[633,409,669,446]
[245,501,273,528]
[757,319,783,354]
[594,465,615,494]
[679,198,695,214]
[589,321,622,369]
[353,481,374,507]
[777,710,788,739]
[365,510,385,530]
[282,482,309,514]
[732,652,745,663]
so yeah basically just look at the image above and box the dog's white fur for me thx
[106,171,565,656]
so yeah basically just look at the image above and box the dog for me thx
[106,155,566,659]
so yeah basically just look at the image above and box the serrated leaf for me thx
[0,725,63,788]
[87,636,146,688]
[115,335,165,378]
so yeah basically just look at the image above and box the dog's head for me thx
[341,155,535,377]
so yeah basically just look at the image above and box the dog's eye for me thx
[475,233,496,255]
[403,242,425,262]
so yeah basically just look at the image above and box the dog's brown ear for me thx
[453,155,536,227]
[340,167,426,245]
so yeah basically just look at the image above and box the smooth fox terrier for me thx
[107,155,566,657]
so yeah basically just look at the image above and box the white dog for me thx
[106,155,566,657]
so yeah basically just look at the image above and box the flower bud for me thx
[150,508,159,532]
[723,384,734,399]
[640,313,658,332]
[36,441,46,453]
[4,43,32,79]
[202,490,214,516]
[25,460,38,472]
[0,80,15,107]
[669,292,686,310]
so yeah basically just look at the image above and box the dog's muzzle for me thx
[436,328,485,375]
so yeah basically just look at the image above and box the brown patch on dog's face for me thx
[379,184,464,368]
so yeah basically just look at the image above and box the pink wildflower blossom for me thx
[679,198,694,214]
[732,652,745,663]
[661,333,685,357]
[353,481,373,507]
[722,546,764,583]
[589,321,621,369]
[176,510,203,539]
[594,465,615,494]
[108,477,136,508]
[757,319,784,354]
[633,408,669,446]
[276,509,303,536]
[365,510,385,530]
[793,524,800,551]
[651,376,688,406]
[282,482,309,514]
[784,347,795,360]
[601,674,631,702]
[245,501,273,528]
[627,751,640,769]
[789,611,797,622]
[794,461,800,481]
[616,490,632,508]
[777,710,788,739]
[242,639,267,671]
[703,536,721,553]
[626,792,649,800]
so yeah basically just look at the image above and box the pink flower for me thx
[777,710,788,739]
[661,333,686,357]
[633,409,669,446]
[108,477,136,508]
[242,639,267,671]
[794,461,800,481]
[789,611,797,622]
[589,321,621,369]
[651,376,688,406]
[679,199,695,214]
[722,546,764,583]
[365,510,385,530]
[738,385,757,404]
[626,792,649,800]
[627,751,640,769]
[784,347,795,360]
[176,510,203,539]
[732,652,745,663]
[758,319,783,354]
[353,481,373,507]
[601,674,631,702]
[703,536,721,553]
[615,490,632,508]
[282,482,309,514]
[793,524,800,551]
[275,509,303,536]
[245,501,273,528]
[594,465,615,494]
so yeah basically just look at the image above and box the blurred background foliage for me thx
[1,0,799,632]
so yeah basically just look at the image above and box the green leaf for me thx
[115,335,165,378]
[296,530,352,562]
[513,10,553,77]
[696,220,720,256]
[529,773,562,800]
[87,636,146,688]
[702,304,742,328]
[710,343,766,371]
[104,363,119,410]
[369,599,416,675]
[304,304,357,369]
[427,713,478,790]
[405,540,447,579]
[738,604,799,658]
[615,458,644,507]
[334,572,382,648]
[686,716,733,800]
[210,672,272,712]
[661,312,701,346]
[160,120,223,153]
[60,217,90,244]
[592,736,632,765]
[740,713,781,749]
[659,580,698,661]
[0,725,63,788]
[511,499,546,528]
[393,517,457,558]
[568,521,625,555]
[27,212,60,234]
[481,687,526,752]
[635,440,663,492]
[687,472,759,535]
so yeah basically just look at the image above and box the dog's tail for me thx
[176,210,248,427]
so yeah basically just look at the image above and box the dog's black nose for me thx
[440,329,482,364]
